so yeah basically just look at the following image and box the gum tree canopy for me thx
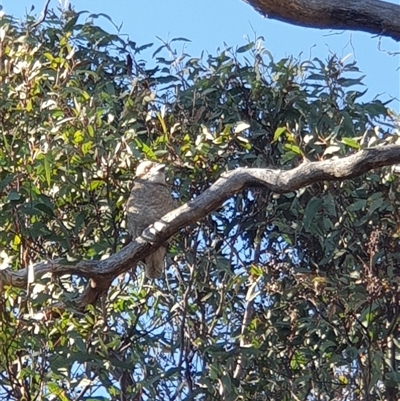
[0,6,399,401]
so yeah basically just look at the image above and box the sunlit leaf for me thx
[341,137,360,149]
[273,126,287,142]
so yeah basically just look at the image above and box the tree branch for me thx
[30,0,51,30]
[1,145,399,309]
[233,280,258,381]
[243,0,400,41]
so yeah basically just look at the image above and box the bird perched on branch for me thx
[126,161,175,278]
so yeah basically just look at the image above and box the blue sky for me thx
[3,0,400,111]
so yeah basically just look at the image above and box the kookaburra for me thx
[126,161,175,278]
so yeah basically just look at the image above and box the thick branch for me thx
[1,145,399,308]
[243,0,400,41]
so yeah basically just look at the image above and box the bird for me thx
[126,161,175,278]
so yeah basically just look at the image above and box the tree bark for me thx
[243,0,400,41]
[1,145,400,309]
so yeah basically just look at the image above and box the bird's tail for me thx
[145,247,166,278]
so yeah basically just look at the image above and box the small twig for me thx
[30,0,51,30]
[233,280,258,380]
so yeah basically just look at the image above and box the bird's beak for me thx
[155,164,166,172]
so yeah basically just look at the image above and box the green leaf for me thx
[170,37,191,43]
[338,76,365,87]
[35,203,55,217]
[236,42,254,53]
[304,197,323,232]
[347,199,366,212]
[0,174,14,192]
[64,15,79,32]
[7,191,20,201]
[341,137,360,149]
[284,143,301,154]
[44,154,51,187]
[290,350,308,369]
[273,127,287,142]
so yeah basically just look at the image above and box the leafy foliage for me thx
[0,6,399,401]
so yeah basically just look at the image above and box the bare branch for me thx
[1,145,399,309]
[233,280,258,380]
[30,0,51,30]
[243,0,400,41]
